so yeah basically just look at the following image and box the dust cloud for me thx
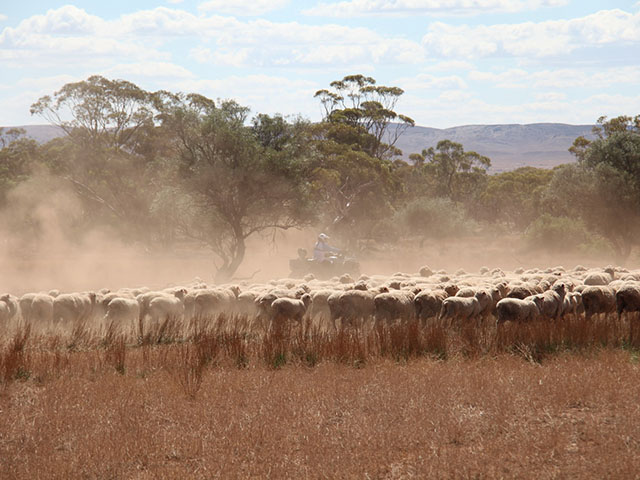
[0,174,634,295]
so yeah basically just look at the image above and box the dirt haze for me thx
[0,173,635,294]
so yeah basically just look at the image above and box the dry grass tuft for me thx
[0,322,31,384]
[103,335,127,375]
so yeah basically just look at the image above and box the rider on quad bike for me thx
[289,233,360,279]
[313,233,341,262]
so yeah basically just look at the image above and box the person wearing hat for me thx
[314,233,341,262]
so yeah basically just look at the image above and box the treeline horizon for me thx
[1,74,639,280]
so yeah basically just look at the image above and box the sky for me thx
[1,1,639,128]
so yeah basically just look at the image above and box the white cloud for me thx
[536,92,566,101]
[199,0,290,16]
[174,74,321,119]
[397,89,640,128]
[105,7,424,66]
[430,60,475,71]
[102,62,195,79]
[0,5,167,68]
[189,46,251,67]
[470,66,640,89]
[304,0,568,17]
[0,5,427,72]
[0,74,81,125]
[395,73,467,91]
[422,9,640,58]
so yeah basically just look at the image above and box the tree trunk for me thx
[612,236,632,265]
[214,224,246,282]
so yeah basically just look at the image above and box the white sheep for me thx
[147,292,185,324]
[270,294,312,325]
[327,286,388,328]
[414,289,448,323]
[52,292,98,324]
[191,288,238,318]
[0,294,19,323]
[560,291,583,318]
[374,290,416,323]
[581,286,616,321]
[528,283,567,321]
[20,293,54,324]
[615,284,640,320]
[439,296,481,323]
[583,268,615,286]
[104,297,140,325]
[496,298,540,324]
[308,289,336,322]
[137,289,186,321]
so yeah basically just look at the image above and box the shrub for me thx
[524,214,590,252]
[396,197,472,239]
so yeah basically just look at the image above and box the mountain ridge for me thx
[3,123,594,173]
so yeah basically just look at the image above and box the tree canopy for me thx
[154,94,314,280]
[0,75,637,274]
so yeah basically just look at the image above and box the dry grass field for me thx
[1,317,640,479]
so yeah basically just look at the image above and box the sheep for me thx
[147,292,185,324]
[441,283,459,296]
[583,268,615,286]
[491,268,505,277]
[137,289,187,321]
[615,284,640,320]
[19,293,35,321]
[0,294,19,323]
[374,291,416,323]
[621,273,640,282]
[387,280,402,290]
[419,266,433,277]
[254,289,299,320]
[236,291,261,317]
[339,274,354,284]
[20,293,54,324]
[580,286,616,321]
[560,291,583,318]
[104,297,140,325]
[487,285,506,316]
[528,282,567,321]
[496,298,540,324]
[414,289,448,323]
[455,288,476,298]
[308,289,336,323]
[506,284,538,300]
[351,280,369,291]
[439,296,481,324]
[192,288,238,318]
[52,292,98,324]
[327,286,388,328]
[455,288,493,320]
[474,289,494,320]
[270,294,312,325]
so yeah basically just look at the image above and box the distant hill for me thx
[394,123,595,172]
[6,124,66,144]
[5,123,594,173]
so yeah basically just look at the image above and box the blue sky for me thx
[1,1,639,128]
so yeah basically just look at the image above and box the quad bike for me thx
[289,248,360,279]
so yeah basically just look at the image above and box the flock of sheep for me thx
[2,264,640,336]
